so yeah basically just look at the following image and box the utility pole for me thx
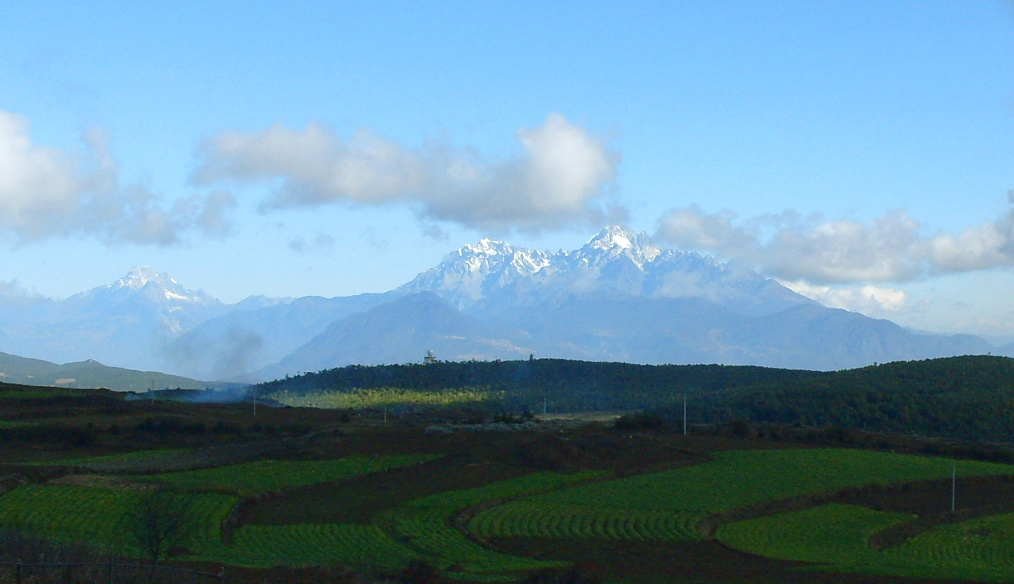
[682,394,687,436]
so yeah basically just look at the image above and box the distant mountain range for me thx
[0,351,207,392]
[0,226,1006,382]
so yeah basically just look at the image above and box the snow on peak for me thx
[590,225,635,250]
[461,238,513,258]
[582,226,662,267]
[116,266,174,290]
[449,238,551,276]
[108,266,214,306]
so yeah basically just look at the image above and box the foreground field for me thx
[718,504,1014,582]
[4,385,1014,583]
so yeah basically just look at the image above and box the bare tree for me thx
[125,489,196,570]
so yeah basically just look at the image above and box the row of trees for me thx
[257,356,1014,443]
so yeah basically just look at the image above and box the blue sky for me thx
[2,1,1014,341]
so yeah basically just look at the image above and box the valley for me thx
[3,363,1014,583]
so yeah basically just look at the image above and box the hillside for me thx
[256,358,825,412]
[0,351,210,392]
[693,355,1014,443]
[258,355,1014,443]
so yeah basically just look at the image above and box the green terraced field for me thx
[881,512,1014,581]
[0,484,237,554]
[718,504,1014,582]
[467,449,1014,545]
[208,523,419,569]
[385,470,604,573]
[470,502,701,541]
[717,504,913,565]
[522,449,1014,514]
[8,441,1014,582]
[140,454,441,495]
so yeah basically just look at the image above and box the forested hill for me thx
[696,355,1014,443]
[256,359,824,410]
[257,356,1014,443]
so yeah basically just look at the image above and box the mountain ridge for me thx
[0,226,1004,380]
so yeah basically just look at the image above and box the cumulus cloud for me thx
[0,111,233,245]
[780,281,909,314]
[926,214,1014,272]
[193,113,621,233]
[657,205,1014,284]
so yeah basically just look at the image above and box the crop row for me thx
[0,484,237,554]
[140,454,441,495]
[392,506,553,573]
[522,449,1014,517]
[385,470,603,573]
[469,502,702,541]
[405,469,604,511]
[882,512,1014,581]
[209,523,418,569]
[718,504,1014,582]
[717,504,913,564]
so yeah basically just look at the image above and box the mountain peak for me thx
[106,267,219,307]
[115,266,177,290]
[581,225,662,267]
[589,225,636,250]
[460,238,514,257]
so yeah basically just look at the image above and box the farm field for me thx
[469,448,1014,546]
[0,484,237,554]
[137,453,441,495]
[268,387,498,409]
[5,382,1014,584]
[718,504,1014,582]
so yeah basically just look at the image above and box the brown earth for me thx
[491,537,984,584]
[6,388,1014,584]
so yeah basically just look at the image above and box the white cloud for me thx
[657,205,1014,284]
[0,279,47,308]
[0,111,233,245]
[780,281,909,314]
[193,113,622,233]
[926,214,1014,272]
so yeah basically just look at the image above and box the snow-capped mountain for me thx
[0,267,233,371]
[0,226,1003,381]
[254,226,994,378]
[397,238,553,310]
[75,267,224,335]
[399,226,809,316]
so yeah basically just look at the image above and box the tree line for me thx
[256,356,1014,443]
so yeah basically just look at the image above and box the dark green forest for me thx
[690,355,1014,443]
[255,355,1014,443]
[255,359,823,411]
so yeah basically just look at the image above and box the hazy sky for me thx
[2,2,1014,341]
